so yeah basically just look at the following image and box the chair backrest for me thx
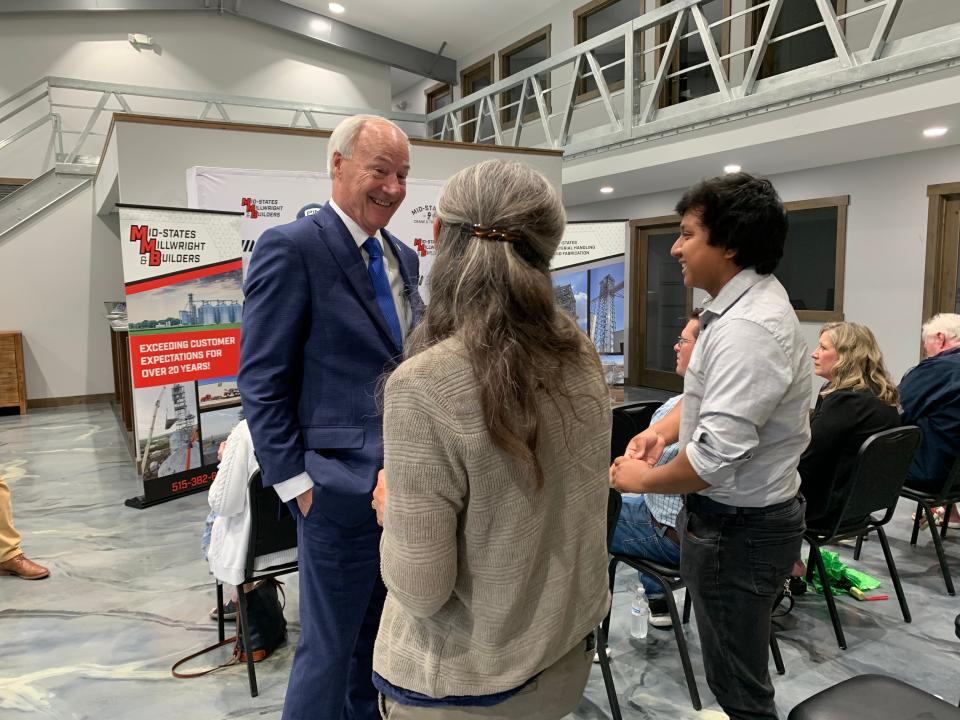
[606,487,623,550]
[610,400,663,462]
[825,425,922,537]
[244,469,298,577]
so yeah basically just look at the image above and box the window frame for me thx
[650,0,731,109]
[425,82,453,140]
[498,25,552,128]
[922,182,960,326]
[573,0,640,103]
[459,54,496,143]
[778,195,848,323]
[748,0,848,82]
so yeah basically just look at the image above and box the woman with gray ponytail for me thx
[370,160,612,719]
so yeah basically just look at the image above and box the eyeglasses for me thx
[675,336,694,346]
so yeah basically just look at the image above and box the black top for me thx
[798,387,900,524]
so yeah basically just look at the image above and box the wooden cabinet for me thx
[0,331,27,415]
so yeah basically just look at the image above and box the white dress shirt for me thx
[680,268,812,507]
[273,201,411,503]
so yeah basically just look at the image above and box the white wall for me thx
[566,143,960,394]
[0,11,391,178]
[0,184,124,399]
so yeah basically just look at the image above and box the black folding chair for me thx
[214,469,299,697]
[804,426,921,650]
[610,401,663,462]
[597,489,785,716]
[900,455,960,595]
[788,612,960,718]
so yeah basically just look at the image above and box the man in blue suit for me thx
[239,115,423,720]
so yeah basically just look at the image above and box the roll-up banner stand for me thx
[186,166,443,301]
[117,204,244,509]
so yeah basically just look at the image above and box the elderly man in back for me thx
[899,313,960,497]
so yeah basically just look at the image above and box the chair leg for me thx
[661,580,701,711]
[215,582,226,643]
[804,548,816,584]
[923,504,956,596]
[875,525,911,622]
[941,503,954,540]
[811,542,847,650]
[769,625,785,675]
[681,588,691,624]
[236,584,259,697]
[602,558,619,641]
[595,623,623,720]
[910,501,923,546]
[854,532,864,561]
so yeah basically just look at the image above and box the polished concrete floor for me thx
[1,402,958,719]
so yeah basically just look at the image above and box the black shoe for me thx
[209,599,237,622]
[648,597,673,629]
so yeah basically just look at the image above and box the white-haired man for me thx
[239,115,424,720]
[899,313,960,493]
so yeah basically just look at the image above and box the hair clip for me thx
[459,223,526,244]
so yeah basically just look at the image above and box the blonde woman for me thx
[800,321,901,525]
[370,160,611,719]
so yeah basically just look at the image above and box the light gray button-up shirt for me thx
[680,268,811,507]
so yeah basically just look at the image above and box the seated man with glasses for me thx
[608,309,700,629]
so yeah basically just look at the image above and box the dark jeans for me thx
[679,495,805,720]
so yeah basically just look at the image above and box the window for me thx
[499,26,551,127]
[652,0,730,108]
[751,0,846,81]
[628,216,692,391]
[425,82,452,140]
[774,196,848,322]
[460,55,495,144]
[923,183,960,321]
[574,0,638,100]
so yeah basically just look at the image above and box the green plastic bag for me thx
[810,550,881,595]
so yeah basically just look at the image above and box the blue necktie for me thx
[362,236,403,348]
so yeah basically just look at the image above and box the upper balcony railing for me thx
[2,0,959,177]
[426,0,960,157]
[0,76,425,174]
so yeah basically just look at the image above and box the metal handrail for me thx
[424,0,960,155]
[0,75,429,172]
[2,0,959,171]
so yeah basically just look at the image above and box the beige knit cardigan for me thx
[373,336,612,698]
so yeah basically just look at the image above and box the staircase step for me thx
[0,169,92,239]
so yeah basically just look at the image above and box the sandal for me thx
[913,506,946,529]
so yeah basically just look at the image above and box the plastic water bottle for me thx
[630,586,649,639]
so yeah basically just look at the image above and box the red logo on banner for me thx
[241,198,259,219]
[413,238,428,257]
[130,225,161,266]
[129,328,241,388]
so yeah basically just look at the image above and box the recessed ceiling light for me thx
[600,186,614,194]
[923,126,948,138]
[328,2,345,13]
[723,164,742,174]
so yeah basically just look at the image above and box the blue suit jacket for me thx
[239,203,423,524]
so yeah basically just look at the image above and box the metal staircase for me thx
[0,167,94,240]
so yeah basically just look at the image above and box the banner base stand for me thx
[125,484,209,510]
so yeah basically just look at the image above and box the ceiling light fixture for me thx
[923,126,948,138]
[723,164,742,174]
[328,2,346,13]
[600,186,614,194]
